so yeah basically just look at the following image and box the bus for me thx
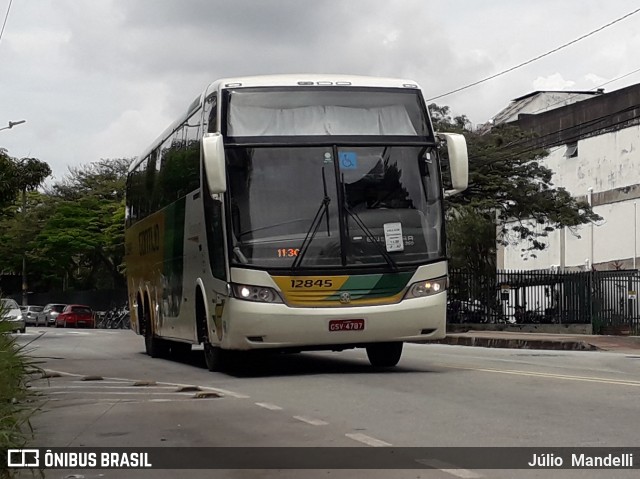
[124,74,468,371]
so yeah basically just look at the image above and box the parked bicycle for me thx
[96,304,130,329]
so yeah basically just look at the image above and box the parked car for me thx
[21,305,45,326]
[43,303,67,327]
[55,304,95,328]
[1,298,26,333]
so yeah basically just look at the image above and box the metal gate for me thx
[592,270,640,335]
[448,269,640,334]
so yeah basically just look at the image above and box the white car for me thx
[21,305,45,326]
[1,298,26,333]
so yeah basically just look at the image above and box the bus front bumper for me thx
[219,293,446,350]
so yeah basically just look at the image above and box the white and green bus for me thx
[125,74,468,370]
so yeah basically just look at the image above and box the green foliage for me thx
[13,158,51,194]
[0,306,40,478]
[447,206,496,276]
[43,158,131,290]
[0,158,131,292]
[0,148,18,209]
[430,103,601,273]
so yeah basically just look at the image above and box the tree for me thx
[42,158,131,290]
[6,156,52,303]
[431,104,600,273]
[13,157,52,195]
[0,158,131,293]
[0,148,17,210]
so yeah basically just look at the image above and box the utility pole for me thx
[21,186,27,306]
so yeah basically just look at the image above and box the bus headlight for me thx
[231,284,283,303]
[404,276,447,299]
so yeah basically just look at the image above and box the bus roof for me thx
[130,74,422,172]
[205,74,421,93]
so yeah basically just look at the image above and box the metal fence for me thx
[448,269,640,335]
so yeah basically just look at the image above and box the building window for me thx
[564,142,578,158]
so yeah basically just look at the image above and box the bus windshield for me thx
[227,145,444,270]
[225,87,431,138]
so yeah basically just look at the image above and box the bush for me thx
[0,311,39,478]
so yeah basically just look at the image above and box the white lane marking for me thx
[31,385,177,390]
[46,391,195,396]
[71,380,130,384]
[293,415,328,426]
[41,369,77,377]
[42,369,250,399]
[416,459,483,478]
[47,398,189,404]
[255,402,283,411]
[345,433,391,447]
[438,364,640,387]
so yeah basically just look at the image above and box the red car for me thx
[55,304,95,328]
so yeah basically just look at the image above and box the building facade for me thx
[496,83,640,271]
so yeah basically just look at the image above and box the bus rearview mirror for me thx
[438,132,468,197]
[202,133,227,194]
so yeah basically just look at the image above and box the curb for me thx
[439,335,599,351]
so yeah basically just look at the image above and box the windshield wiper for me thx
[291,167,332,270]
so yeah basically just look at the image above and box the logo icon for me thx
[8,449,40,468]
[339,292,351,304]
[338,152,358,170]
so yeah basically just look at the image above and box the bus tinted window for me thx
[126,109,201,225]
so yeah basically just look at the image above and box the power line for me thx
[427,6,640,102]
[526,66,640,115]
[0,0,13,46]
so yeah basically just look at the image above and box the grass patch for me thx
[0,320,41,478]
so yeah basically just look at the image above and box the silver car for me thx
[1,298,26,333]
[43,303,67,327]
[21,305,45,326]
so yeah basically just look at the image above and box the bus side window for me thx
[206,94,217,133]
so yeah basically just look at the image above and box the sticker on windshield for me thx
[383,222,404,252]
[323,152,333,164]
[339,152,358,170]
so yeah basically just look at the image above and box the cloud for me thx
[532,73,576,90]
[584,73,609,86]
[3,0,640,179]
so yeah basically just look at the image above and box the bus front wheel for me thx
[204,342,228,372]
[366,342,403,367]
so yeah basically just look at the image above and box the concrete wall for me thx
[502,123,640,271]
[544,126,640,196]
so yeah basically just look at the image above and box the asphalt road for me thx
[12,327,640,479]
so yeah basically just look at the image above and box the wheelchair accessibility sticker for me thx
[339,151,358,170]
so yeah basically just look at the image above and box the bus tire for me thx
[145,331,169,358]
[203,342,229,372]
[366,342,403,367]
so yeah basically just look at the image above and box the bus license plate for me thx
[329,319,365,331]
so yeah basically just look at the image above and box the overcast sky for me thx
[1,0,640,180]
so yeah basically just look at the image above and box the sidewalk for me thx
[440,330,640,354]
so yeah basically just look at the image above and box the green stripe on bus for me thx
[327,272,413,301]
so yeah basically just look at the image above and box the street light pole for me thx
[0,119,26,132]
[588,187,594,269]
[21,186,27,306]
